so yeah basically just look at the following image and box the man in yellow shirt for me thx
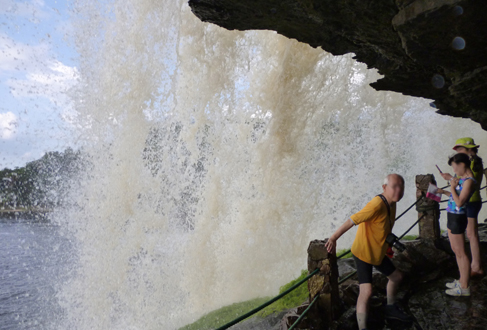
[325,174,413,330]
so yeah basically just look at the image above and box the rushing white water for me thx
[55,0,487,329]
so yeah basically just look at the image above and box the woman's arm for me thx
[440,173,453,181]
[325,219,354,253]
[450,179,474,208]
[437,188,451,197]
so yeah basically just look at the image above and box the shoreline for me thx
[0,209,52,221]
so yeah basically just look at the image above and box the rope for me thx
[284,259,370,330]
[285,266,368,329]
[283,185,485,329]
[398,214,426,240]
[287,294,319,330]
[211,195,430,329]
[338,270,357,284]
[279,191,456,329]
[396,195,424,221]
[337,249,351,259]
[337,196,425,259]
[214,268,319,330]
[336,213,426,287]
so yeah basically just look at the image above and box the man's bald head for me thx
[382,174,405,203]
[383,174,405,186]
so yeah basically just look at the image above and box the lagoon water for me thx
[0,221,72,330]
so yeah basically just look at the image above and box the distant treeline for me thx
[0,148,86,210]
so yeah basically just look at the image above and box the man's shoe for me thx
[445,279,460,289]
[384,303,414,322]
[445,286,470,296]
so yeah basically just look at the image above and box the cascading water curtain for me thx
[56,0,487,329]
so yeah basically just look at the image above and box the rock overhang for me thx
[188,0,487,129]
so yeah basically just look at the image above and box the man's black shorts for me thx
[352,254,396,284]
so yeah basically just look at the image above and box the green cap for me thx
[453,137,479,150]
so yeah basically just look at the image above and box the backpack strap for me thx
[377,194,392,228]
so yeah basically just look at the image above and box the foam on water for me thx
[56,1,487,329]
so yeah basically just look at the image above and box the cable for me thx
[398,214,426,240]
[214,268,319,330]
[337,249,351,259]
[338,270,357,284]
[395,195,424,221]
[337,196,425,259]
[287,294,319,330]
[210,192,437,329]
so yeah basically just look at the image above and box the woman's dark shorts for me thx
[352,254,396,284]
[447,212,468,234]
[466,201,482,218]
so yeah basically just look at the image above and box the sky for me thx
[0,0,78,169]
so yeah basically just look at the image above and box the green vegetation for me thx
[401,234,418,241]
[180,240,424,329]
[179,269,312,330]
[0,166,37,208]
[179,297,271,330]
[0,148,85,211]
[337,248,353,258]
[257,269,309,317]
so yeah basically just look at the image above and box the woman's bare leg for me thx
[467,217,483,274]
[449,229,471,288]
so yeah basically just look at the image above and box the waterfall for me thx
[56,0,487,329]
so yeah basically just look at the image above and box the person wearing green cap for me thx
[440,137,484,278]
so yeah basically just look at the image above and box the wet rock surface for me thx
[231,223,487,329]
[188,0,487,129]
[330,227,487,330]
[408,274,487,330]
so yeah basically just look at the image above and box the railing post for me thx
[416,174,441,241]
[306,239,339,328]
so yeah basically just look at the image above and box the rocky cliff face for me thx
[188,0,487,129]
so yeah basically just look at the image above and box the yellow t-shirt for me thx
[470,159,483,202]
[350,196,396,266]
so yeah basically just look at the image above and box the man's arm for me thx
[325,219,354,253]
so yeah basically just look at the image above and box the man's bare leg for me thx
[386,269,403,305]
[356,283,372,330]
